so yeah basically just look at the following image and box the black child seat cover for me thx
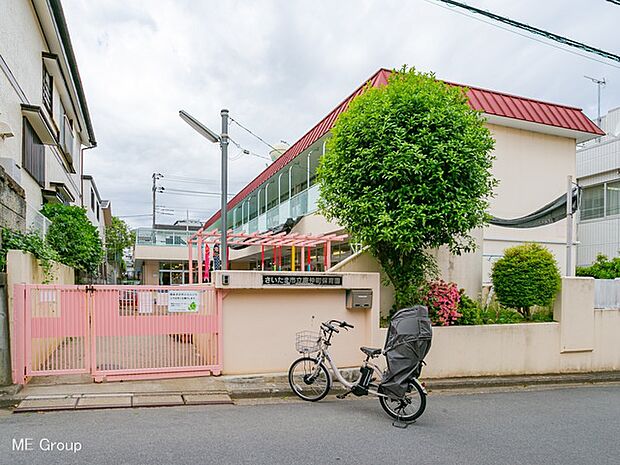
[378,305,433,399]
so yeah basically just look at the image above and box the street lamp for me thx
[179,109,229,270]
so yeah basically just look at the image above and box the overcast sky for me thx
[62,0,620,228]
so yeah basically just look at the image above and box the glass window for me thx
[606,181,620,216]
[581,185,604,220]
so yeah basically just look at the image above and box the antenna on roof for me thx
[584,75,606,126]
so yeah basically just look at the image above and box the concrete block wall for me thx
[0,165,26,232]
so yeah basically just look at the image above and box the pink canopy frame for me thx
[187,229,348,283]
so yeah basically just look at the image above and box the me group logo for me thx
[12,438,82,453]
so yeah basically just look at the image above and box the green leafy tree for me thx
[105,216,134,273]
[317,67,496,308]
[491,243,561,320]
[41,203,104,276]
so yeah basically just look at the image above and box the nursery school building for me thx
[197,68,602,308]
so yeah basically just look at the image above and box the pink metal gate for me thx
[11,284,222,384]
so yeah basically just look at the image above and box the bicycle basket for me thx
[295,331,321,353]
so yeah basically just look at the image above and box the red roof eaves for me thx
[203,68,603,229]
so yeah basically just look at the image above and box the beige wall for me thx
[214,273,619,378]
[482,124,576,280]
[213,271,381,375]
[6,250,75,377]
[330,250,395,318]
[134,245,190,261]
[142,260,160,285]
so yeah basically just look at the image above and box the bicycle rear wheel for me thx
[288,357,331,402]
[379,381,426,422]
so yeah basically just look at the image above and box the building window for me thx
[581,185,605,220]
[91,188,95,211]
[158,261,197,285]
[22,118,45,187]
[42,67,53,114]
[606,181,620,216]
[96,204,100,221]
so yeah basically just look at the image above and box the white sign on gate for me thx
[138,292,154,314]
[168,291,200,313]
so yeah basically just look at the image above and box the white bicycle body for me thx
[288,319,428,422]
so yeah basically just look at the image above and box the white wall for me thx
[482,124,577,281]
[0,0,85,209]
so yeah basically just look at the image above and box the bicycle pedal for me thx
[336,391,352,399]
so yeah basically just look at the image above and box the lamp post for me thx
[179,109,229,270]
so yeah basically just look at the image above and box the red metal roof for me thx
[204,68,603,228]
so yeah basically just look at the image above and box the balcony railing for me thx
[239,184,320,234]
[135,228,194,247]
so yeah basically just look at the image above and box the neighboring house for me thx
[576,106,620,266]
[0,0,97,234]
[133,224,201,285]
[198,68,602,298]
[81,175,107,239]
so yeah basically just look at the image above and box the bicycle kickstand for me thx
[392,412,414,429]
[336,390,353,400]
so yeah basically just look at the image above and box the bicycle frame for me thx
[318,349,388,397]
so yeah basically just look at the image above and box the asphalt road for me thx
[1,385,619,465]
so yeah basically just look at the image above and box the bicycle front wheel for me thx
[379,381,426,422]
[288,357,331,402]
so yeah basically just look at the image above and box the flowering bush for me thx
[423,280,461,326]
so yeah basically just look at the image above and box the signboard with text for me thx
[262,275,343,286]
[168,291,200,313]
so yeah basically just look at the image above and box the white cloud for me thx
[62,0,620,227]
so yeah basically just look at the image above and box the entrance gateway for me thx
[11,284,221,384]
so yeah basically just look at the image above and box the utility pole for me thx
[152,173,162,228]
[584,76,606,125]
[566,175,574,276]
[220,109,229,270]
[178,109,230,270]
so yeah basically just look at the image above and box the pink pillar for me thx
[188,239,194,284]
[197,237,203,284]
[325,241,331,270]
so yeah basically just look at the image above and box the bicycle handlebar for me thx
[322,320,355,333]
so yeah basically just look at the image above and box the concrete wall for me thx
[0,164,26,231]
[6,250,74,380]
[213,271,381,375]
[214,273,619,378]
[330,250,395,318]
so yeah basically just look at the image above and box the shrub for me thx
[457,291,484,325]
[576,254,620,279]
[423,280,461,326]
[491,243,561,320]
[0,228,61,279]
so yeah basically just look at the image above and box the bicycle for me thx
[288,319,427,422]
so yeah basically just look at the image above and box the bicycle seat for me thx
[360,346,382,357]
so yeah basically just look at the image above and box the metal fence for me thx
[594,279,620,309]
[11,284,221,384]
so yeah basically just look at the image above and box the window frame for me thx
[42,67,53,115]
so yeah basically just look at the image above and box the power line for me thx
[228,137,272,160]
[606,0,620,5]
[158,186,236,197]
[425,0,620,68]
[229,116,278,152]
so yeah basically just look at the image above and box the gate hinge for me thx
[85,285,96,293]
